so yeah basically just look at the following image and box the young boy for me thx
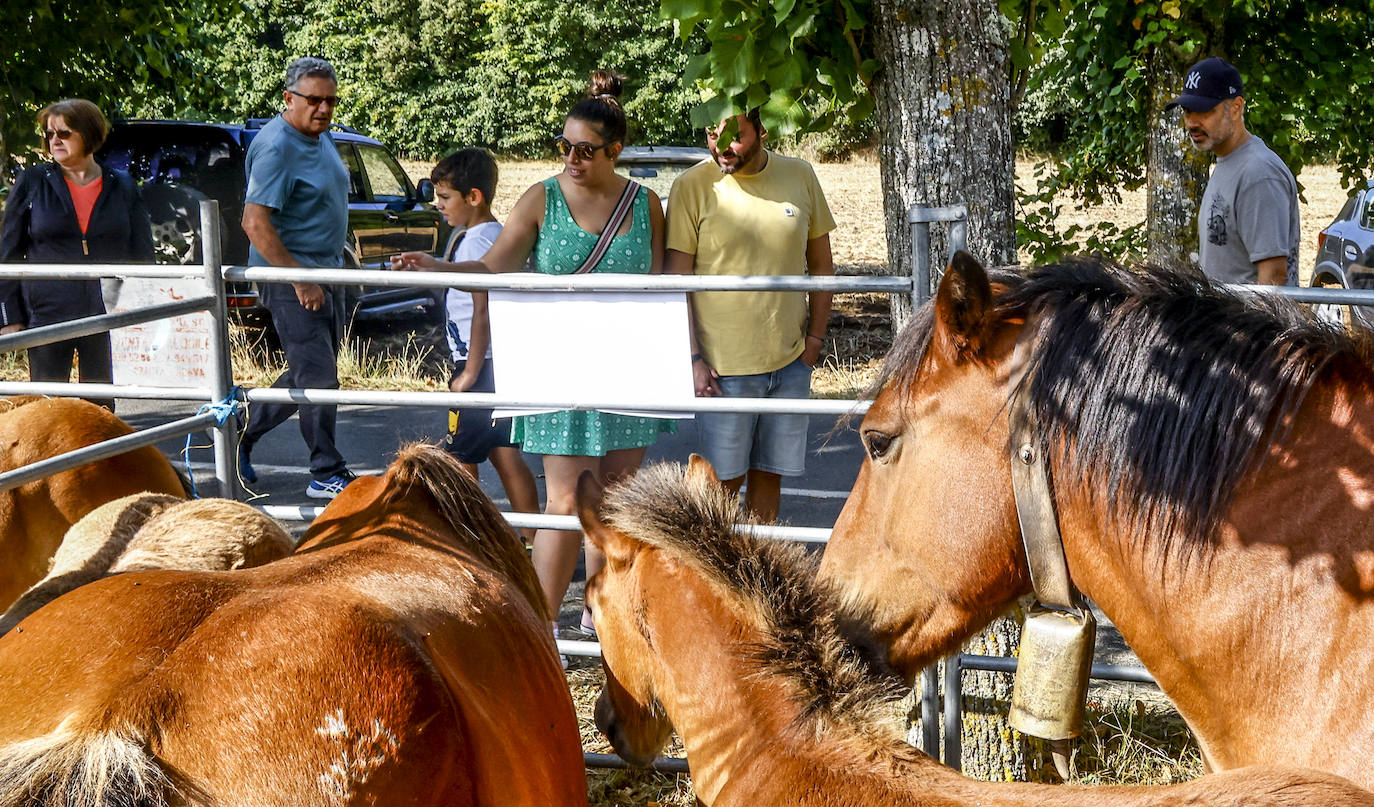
[422,148,539,535]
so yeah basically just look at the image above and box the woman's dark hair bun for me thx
[569,68,629,144]
[586,69,625,103]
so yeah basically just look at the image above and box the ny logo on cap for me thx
[1184,72,1201,90]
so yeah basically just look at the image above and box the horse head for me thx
[574,460,723,767]
[819,252,1033,680]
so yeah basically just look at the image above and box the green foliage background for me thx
[3,0,706,168]
[1,0,234,165]
[7,0,1374,264]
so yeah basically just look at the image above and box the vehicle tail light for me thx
[227,297,254,308]
[1318,231,1328,254]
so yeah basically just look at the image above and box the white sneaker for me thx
[306,470,357,500]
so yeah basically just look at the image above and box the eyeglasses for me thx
[288,89,341,107]
[553,135,613,161]
[43,128,74,142]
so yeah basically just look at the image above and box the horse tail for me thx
[0,722,189,807]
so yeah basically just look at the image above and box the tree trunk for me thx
[0,101,8,195]
[1144,12,1226,270]
[958,612,1054,781]
[869,0,1017,331]
[906,608,1055,782]
[1144,44,1212,269]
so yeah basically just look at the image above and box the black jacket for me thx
[0,161,155,327]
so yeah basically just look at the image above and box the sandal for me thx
[580,607,598,638]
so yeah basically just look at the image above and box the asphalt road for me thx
[116,395,868,628]
[117,394,1156,696]
[119,397,868,528]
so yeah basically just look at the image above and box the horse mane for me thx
[385,443,549,622]
[878,258,1374,558]
[599,463,905,741]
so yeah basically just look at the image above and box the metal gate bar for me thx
[0,410,220,493]
[0,296,215,354]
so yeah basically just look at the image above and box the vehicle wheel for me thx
[1310,271,1351,330]
[142,182,210,265]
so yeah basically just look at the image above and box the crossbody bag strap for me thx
[1007,321,1079,612]
[573,180,640,275]
[443,227,466,262]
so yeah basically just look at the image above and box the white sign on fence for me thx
[110,278,214,387]
[487,289,694,418]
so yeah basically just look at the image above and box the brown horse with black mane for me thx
[577,458,1373,805]
[0,395,186,610]
[0,443,587,806]
[819,253,1374,786]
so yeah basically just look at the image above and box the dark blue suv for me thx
[98,119,450,321]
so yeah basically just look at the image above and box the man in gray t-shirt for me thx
[1165,57,1299,286]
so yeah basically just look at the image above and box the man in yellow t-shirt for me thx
[664,111,836,522]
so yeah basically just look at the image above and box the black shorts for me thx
[445,359,517,464]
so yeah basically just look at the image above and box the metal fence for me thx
[6,199,1374,779]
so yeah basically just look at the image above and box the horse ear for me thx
[933,250,994,360]
[575,470,637,562]
[685,454,720,486]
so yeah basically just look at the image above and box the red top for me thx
[64,176,103,234]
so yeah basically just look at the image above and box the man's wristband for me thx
[691,353,704,363]
[806,334,824,343]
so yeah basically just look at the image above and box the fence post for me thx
[200,200,242,500]
[942,652,963,771]
[920,662,941,758]
[907,205,970,307]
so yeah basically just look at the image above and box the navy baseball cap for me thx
[1165,57,1243,112]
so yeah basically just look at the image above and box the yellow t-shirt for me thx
[666,153,836,376]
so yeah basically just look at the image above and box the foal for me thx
[576,458,1373,806]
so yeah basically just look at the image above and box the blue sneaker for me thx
[238,445,258,484]
[306,469,357,500]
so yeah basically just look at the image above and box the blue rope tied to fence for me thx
[182,387,243,498]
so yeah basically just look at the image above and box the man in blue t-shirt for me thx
[238,56,355,499]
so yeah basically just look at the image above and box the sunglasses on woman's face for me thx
[44,128,74,142]
[553,135,612,161]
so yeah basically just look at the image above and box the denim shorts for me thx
[695,357,813,480]
[445,359,517,464]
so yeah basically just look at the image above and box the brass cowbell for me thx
[1008,603,1096,741]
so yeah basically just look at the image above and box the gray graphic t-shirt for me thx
[1196,136,1299,285]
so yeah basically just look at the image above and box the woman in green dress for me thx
[393,70,674,637]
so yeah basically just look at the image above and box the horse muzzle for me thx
[594,687,660,768]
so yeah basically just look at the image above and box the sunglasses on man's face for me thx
[289,89,341,107]
[553,135,613,161]
[44,128,74,142]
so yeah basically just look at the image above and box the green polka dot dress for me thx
[510,177,677,457]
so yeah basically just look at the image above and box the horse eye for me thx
[863,430,896,461]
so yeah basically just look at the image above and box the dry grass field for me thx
[427,155,1352,278]
[400,156,1354,399]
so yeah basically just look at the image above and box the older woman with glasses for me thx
[0,99,154,407]
[392,69,674,648]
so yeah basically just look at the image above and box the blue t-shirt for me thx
[243,115,349,268]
